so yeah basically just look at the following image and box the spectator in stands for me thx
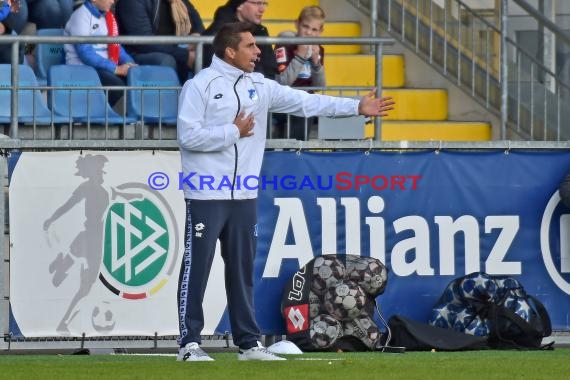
[3,1,73,31]
[0,0,25,64]
[0,1,11,31]
[64,0,137,106]
[115,0,205,83]
[28,0,73,29]
[0,1,11,25]
[273,5,326,139]
[203,0,277,79]
[2,1,74,67]
[0,0,24,35]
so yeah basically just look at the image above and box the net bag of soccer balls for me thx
[281,254,388,351]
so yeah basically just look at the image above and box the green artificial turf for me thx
[1,349,569,380]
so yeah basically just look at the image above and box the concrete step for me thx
[324,54,405,88]
[374,121,492,141]
[382,89,448,121]
[264,21,362,54]
[322,88,448,121]
[193,0,319,21]
[201,20,363,54]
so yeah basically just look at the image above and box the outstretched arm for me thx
[357,89,395,117]
[43,189,83,231]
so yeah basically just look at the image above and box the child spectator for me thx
[273,5,326,139]
[64,0,137,106]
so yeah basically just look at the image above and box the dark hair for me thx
[213,22,256,59]
[225,0,248,11]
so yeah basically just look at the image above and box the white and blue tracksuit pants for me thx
[177,198,261,349]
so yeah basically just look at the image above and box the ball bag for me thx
[281,254,388,351]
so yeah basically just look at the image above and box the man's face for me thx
[226,32,261,72]
[236,1,267,25]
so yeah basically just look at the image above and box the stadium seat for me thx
[48,64,135,125]
[35,28,66,85]
[0,64,68,125]
[126,65,180,125]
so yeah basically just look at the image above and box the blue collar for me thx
[85,0,105,18]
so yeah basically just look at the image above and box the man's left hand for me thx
[358,89,395,117]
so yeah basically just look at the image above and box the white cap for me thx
[267,340,303,355]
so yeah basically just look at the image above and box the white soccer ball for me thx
[91,301,116,333]
[324,280,368,321]
[310,314,342,349]
[342,315,381,349]
[311,255,346,296]
[345,255,388,297]
[309,291,322,318]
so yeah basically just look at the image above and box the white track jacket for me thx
[177,55,361,200]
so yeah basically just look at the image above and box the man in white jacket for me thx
[176,21,394,362]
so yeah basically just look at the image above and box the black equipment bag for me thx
[429,272,552,350]
[388,315,488,351]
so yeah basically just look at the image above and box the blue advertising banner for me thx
[250,150,570,334]
[7,150,570,338]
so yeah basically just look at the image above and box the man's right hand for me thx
[234,111,255,138]
[115,63,136,77]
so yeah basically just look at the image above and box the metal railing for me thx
[5,14,570,353]
[0,34,394,142]
[346,0,570,141]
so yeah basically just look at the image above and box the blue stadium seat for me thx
[35,28,65,85]
[0,64,68,125]
[126,65,180,125]
[48,64,135,125]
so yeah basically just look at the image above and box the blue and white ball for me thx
[459,273,498,302]
[503,295,532,322]
[462,315,490,336]
[429,303,463,329]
